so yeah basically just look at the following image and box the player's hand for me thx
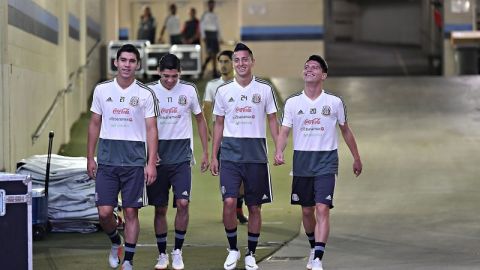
[144,163,157,185]
[274,152,285,166]
[200,152,210,172]
[87,158,97,179]
[210,158,219,176]
[353,159,362,177]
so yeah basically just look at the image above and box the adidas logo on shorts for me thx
[325,195,332,201]
[182,190,189,196]
[262,194,269,200]
[291,194,299,202]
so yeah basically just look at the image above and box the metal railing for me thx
[31,40,101,144]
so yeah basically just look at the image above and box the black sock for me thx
[124,242,136,262]
[247,232,260,255]
[107,229,121,246]
[156,233,167,254]
[306,232,315,249]
[237,197,244,209]
[174,230,186,250]
[225,227,238,250]
[314,242,326,260]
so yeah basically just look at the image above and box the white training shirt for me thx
[90,78,158,166]
[148,80,201,164]
[281,90,346,176]
[164,15,181,35]
[200,11,221,39]
[213,76,278,163]
[204,77,226,121]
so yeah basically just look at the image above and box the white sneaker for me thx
[171,249,184,270]
[223,249,240,270]
[244,252,259,270]
[154,253,169,269]
[121,260,133,270]
[108,244,122,268]
[306,249,315,269]
[311,258,324,270]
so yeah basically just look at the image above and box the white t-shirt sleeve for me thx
[265,87,278,114]
[337,98,346,125]
[90,87,102,115]
[204,82,214,102]
[282,99,294,128]
[191,90,202,115]
[212,89,226,116]
[144,92,158,118]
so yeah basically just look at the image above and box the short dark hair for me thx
[233,42,253,57]
[116,44,141,62]
[217,50,233,61]
[159,53,181,71]
[208,0,215,4]
[306,55,328,73]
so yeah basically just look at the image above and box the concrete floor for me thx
[262,76,480,269]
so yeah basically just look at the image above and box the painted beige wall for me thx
[2,0,103,171]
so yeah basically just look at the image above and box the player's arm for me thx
[87,113,102,179]
[145,116,158,184]
[267,112,279,150]
[210,115,224,176]
[274,126,290,166]
[339,122,362,177]
[194,112,210,172]
[202,101,213,136]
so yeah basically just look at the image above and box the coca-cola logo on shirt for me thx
[161,107,178,114]
[112,108,130,114]
[304,118,321,125]
[235,106,252,113]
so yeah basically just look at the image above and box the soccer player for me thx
[274,55,363,270]
[147,53,209,270]
[200,0,221,78]
[210,43,279,270]
[203,50,249,224]
[87,44,159,270]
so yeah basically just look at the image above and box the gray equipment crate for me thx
[107,40,151,77]
[0,174,32,270]
[170,44,202,77]
[145,44,171,76]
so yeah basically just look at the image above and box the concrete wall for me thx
[1,0,103,171]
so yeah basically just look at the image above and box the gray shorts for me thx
[219,161,273,206]
[95,165,145,208]
[147,161,191,207]
[291,174,336,208]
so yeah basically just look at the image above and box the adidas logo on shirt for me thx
[297,110,304,115]
[228,97,235,102]
[106,97,113,102]
[325,195,332,201]
[182,191,189,196]
[262,194,269,200]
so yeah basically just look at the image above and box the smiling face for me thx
[233,50,254,79]
[303,60,326,83]
[159,68,180,90]
[114,52,139,80]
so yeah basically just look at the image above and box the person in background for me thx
[137,5,157,44]
[200,0,221,78]
[87,44,159,270]
[274,55,363,270]
[182,7,201,45]
[159,3,182,45]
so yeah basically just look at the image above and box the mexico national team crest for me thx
[129,96,139,107]
[178,95,187,106]
[322,105,331,116]
[252,93,261,104]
